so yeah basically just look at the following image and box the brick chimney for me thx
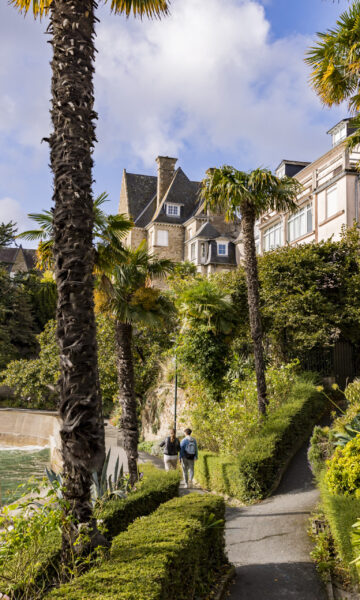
[156,156,177,208]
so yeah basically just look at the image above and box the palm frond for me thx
[106,0,169,18]
[16,229,47,242]
[10,0,51,17]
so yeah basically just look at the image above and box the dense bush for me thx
[195,377,326,502]
[320,474,360,583]
[308,426,335,478]
[0,465,180,599]
[46,494,226,600]
[325,435,360,497]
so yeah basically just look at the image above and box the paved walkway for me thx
[226,442,327,599]
[108,424,325,598]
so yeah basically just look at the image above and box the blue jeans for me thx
[181,457,194,484]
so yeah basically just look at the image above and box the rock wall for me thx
[141,382,189,441]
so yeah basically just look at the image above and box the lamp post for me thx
[174,348,178,432]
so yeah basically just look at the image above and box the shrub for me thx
[320,474,360,583]
[325,435,360,497]
[0,465,180,599]
[308,426,335,478]
[195,378,326,503]
[45,494,226,600]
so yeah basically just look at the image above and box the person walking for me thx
[180,428,198,488]
[160,428,180,471]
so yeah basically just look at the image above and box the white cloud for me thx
[94,0,342,170]
[0,197,33,244]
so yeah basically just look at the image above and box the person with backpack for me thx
[159,428,181,471]
[180,428,198,488]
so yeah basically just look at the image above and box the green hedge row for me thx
[320,474,360,583]
[3,465,180,599]
[195,381,326,503]
[46,493,227,600]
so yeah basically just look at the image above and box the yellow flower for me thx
[332,383,339,390]
[316,385,324,392]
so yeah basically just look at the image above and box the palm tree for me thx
[18,193,132,273]
[305,2,360,146]
[11,0,168,552]
[98,244,174,485]
[202,167,302,415]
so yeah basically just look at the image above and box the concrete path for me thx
[226,442,327,599]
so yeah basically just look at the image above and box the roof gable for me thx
[153,168,201,224]
[125,172,157,222]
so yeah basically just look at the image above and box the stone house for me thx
[238,118,360,259]
[0,246,37,276]
[119,156,240,274]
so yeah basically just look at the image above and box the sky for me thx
[0,0,350,244]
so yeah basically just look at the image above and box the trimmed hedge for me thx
[46,493,226,600]
[320,474,360,583]
[1,464,180,599]
[195,381,326,503]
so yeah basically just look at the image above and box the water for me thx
[0,446,50,506]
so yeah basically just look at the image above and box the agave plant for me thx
[91,450,130,505]
[333,415,360,448]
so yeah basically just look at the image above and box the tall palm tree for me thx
[202,167,302,415]
[10,0,169,552]
[18,193,132,272]
[305,2,360,146]
[98,244,174,485]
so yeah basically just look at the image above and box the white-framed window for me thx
[217,242,228,256]
[201,243,206,259]
[191,242,196,260]
[326,185,338,218]
[288,203,312,242]
[166,203,180,216]
[157,229,168,246]
[263,221,283,252]
[332,125,346,147]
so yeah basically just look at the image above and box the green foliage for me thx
[308,426,335,478]
[45,494,226,600]
[14,272,57,330]
[258,227,360,362]
[320,473,360,583]
[0,221,17,247]
[325,435,360,497]
[0,268,38,371]
[0,465,179,599]
[195,377,326,502]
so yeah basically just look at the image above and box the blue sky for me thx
[0,0,349,243]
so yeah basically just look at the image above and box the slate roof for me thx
[204,240,237,266]
[192,222,221,240]
[153,168,201,225]
[0,247,37,272]
[134,195,157,228]
[125,172,157,221]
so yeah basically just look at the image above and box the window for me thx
[217,243,227,256]
[191,242,196,260]
[333,125,346,147]
[157,229,168,246]
[166,204,180,216]
[201,243,206,259]
[263,222,283,252]
[326,186,338,218]
[287,203,312,242]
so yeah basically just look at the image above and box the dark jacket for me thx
[160,436,180,456]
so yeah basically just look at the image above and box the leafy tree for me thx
[0,269,37,371]
[176,278,238,389]
[10,0,168,549]
[201,166,301,414]
[98,244,174,484]
[13,272,57,331]
[0,221,17,247]
[1,316,118,414]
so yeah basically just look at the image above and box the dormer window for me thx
[217,242,228,256]
[166,203,180,216]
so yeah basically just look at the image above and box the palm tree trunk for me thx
[49,0,106,550]
[115,321,139,486]
[241,203,268,415]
